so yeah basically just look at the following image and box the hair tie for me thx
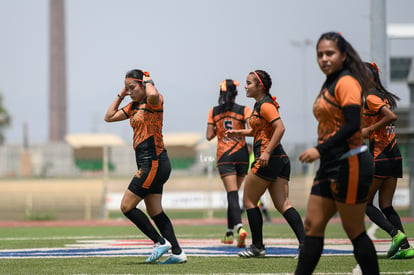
[272,96,279,108]
[220,79,239,92]
[253,71,265,90]
[370,62,379,73]
[125,71,150,82]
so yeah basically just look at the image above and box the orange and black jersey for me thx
[363,90,397,159]
[313,69,363,159]
[207,103,251,163]
[122,95,165,159]
[250,95,280,154]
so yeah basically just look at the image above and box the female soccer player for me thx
[295,32,379,274]
[363,62,413,259]
[104,69,186,264]
[226,70,305,258]
[206,79,250,247]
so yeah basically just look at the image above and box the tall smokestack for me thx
[49,0,67,141]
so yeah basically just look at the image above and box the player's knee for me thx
[342,223,364,240]
[120,205,127,214]
[120,202,132,214]
[304,218,312,233]
[304,218,325,236]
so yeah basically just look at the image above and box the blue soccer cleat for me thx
[158,251,187,264]
[145,238,171,263]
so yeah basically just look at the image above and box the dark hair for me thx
[250,70,279,108]
[218,79,238,111]
[365,62,400,109]
[125,69,145,80]
[251,70,272,91]
[317,32,374,95]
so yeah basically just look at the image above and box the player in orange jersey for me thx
[363,62,413,259]
[226,70,305,258]
[295,32,379,275]
[206,79,250,247]
[104,69,186,264]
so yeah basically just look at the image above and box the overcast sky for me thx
[0,0,413,146]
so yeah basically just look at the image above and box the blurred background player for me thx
[206,79,250,247]
[363,62,414,259]
[295,32,379,274]
[227,70,305,258]
[104,69,186,264]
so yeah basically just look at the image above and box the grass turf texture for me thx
[3,256,413,274]
[0,210,413,274]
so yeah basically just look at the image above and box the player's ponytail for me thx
[365,62,399,109]
[218,79,239,111]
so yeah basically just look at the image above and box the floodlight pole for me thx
[370,0,388,86]
[370,0,387,209]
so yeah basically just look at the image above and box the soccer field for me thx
[0,215,413,274]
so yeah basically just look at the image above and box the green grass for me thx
[1,255,412,274]
[0,210,413,274]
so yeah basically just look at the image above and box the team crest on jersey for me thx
[136,169,143,178]
[330,180,339,195]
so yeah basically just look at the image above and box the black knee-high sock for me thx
[351,232,379,275]
[382,206,404,233]
[152,211,182,254]
[227,191,242,229]
[295,236,324,275]
[382,206,410,248]
[246,207,263,248]
[283,207,305,245]
[124,208,162,243]
[366,203,397,237]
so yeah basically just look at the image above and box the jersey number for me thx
[224,120,233,130]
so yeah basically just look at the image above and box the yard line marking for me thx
[0,238,391,259]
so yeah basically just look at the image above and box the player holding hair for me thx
[227,70,305,258]
[206,79,250,247]
[295,32,379,274]
[363,62,413,259]
[104,69,186,264]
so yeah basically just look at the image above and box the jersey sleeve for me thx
[244,105,252,121]
[260,102,280,124]
[207,108,214,125]
[121,102,133,118]
[335,76,362,107]
[147,94,163,110]
[366,94,387,114]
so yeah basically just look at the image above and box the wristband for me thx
[143,79,155,86]
[117,94,124,100]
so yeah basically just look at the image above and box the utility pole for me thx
[370,0,388,85]
[49,0,67,141]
